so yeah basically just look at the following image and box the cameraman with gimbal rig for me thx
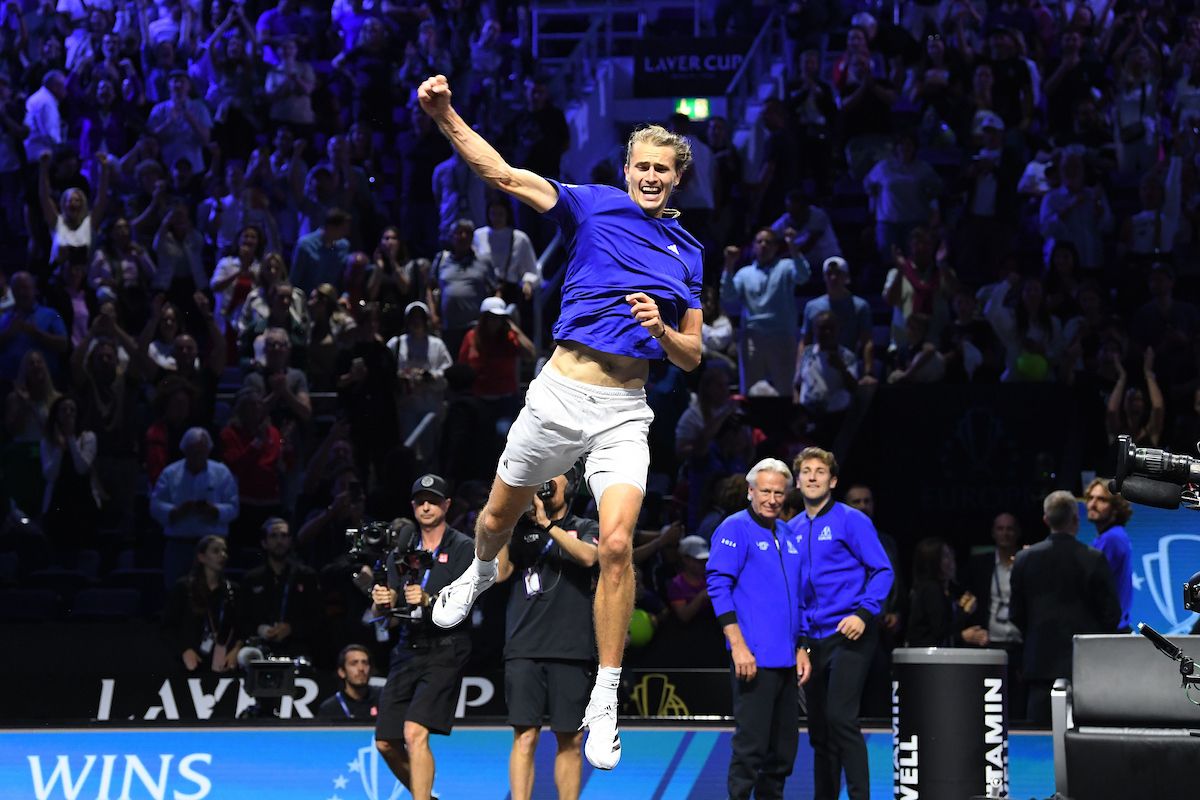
[370,474,474,800]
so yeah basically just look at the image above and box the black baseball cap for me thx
[411,474,449,499]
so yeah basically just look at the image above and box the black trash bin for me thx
[892,647,1009,799]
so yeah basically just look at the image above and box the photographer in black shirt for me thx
[318,644,381,720]
[497,467,599,800]
[371,474,474,800]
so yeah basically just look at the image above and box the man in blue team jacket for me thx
[707,458,806,800]
[790,447,893,800]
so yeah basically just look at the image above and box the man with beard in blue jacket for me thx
[707,458,806,800]
[790,446,893,800]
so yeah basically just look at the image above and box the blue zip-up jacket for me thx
[789,500,894,643]
[706,508,803,668]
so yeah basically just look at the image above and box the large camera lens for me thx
[1114,435,1200,488]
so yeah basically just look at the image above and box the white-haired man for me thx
[150,426,241,587]
[416,74,704,771]
[707,458,805,800]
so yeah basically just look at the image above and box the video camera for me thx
[236,639,310,700]
[346,519,432,622]
[1111,434,1200,510]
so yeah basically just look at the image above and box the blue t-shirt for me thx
[1092,524,1133,630]
[543,180,703,360]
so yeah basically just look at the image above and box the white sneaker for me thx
[431,562,496,628]
[581,698,621,770]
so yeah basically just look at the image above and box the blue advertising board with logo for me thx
[0,727,1053,799]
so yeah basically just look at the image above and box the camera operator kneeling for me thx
[371,474,474,800]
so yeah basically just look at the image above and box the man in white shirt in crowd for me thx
[23,70,66,161]
[151,426,241,588]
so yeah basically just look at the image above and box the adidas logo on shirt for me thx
[818,527,833,541]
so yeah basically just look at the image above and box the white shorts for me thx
[496,364,655,502]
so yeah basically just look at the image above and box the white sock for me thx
[472,556,496,576]
[592,665,621,703]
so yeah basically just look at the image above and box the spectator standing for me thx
[366,226,423,342]
[150,426,240,587]
[290,208,352,293]
[146,71,212,173]
[771,189,841,274]
[720,228,810,395]
[23,69,66,161]
[789,447,893,800]
[432,150,487,246]
[706,459,804,800]
[388,300,451,455]
[473,198,537,319]
[0,271,68,382]
[151,204,207,327]
[801,257,873,379]
[982,274,1064,382]
[1083,478,1134,632]
[965,512,1026,716]
[219,384,283,548]
[428,218,495,358]
[795,311,859,441]
[1010,490,1121,724]
[883,227,956,353]
[864,132,943,265]
[265,37,315,135]
[1105,347,1164,446]
[39,394,101,555]
[1038,152,1113,272]
[37,150,110,267]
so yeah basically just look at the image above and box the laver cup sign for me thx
[892,649,1008,800]
[632,38,751,98]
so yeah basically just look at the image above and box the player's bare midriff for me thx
[549,340,650,389]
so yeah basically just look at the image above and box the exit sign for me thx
[674,97,711,120]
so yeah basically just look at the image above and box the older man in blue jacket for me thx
[707,457,806,800]
[791,446,893,800]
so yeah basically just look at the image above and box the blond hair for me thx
[625,125,692,177]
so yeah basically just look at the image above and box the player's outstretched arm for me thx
[418,74,558,214]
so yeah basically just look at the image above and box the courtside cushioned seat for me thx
[1052,634,1200,797]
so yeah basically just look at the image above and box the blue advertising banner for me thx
[0,727,1053,799]
[1079,503,1200,635]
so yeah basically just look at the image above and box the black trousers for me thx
[728,664,799,800]
[805,624,878,800]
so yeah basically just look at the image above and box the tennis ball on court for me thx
[628,608,655,647]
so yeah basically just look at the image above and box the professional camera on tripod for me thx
[347,518,432,622]
[1110,435,1200,705]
